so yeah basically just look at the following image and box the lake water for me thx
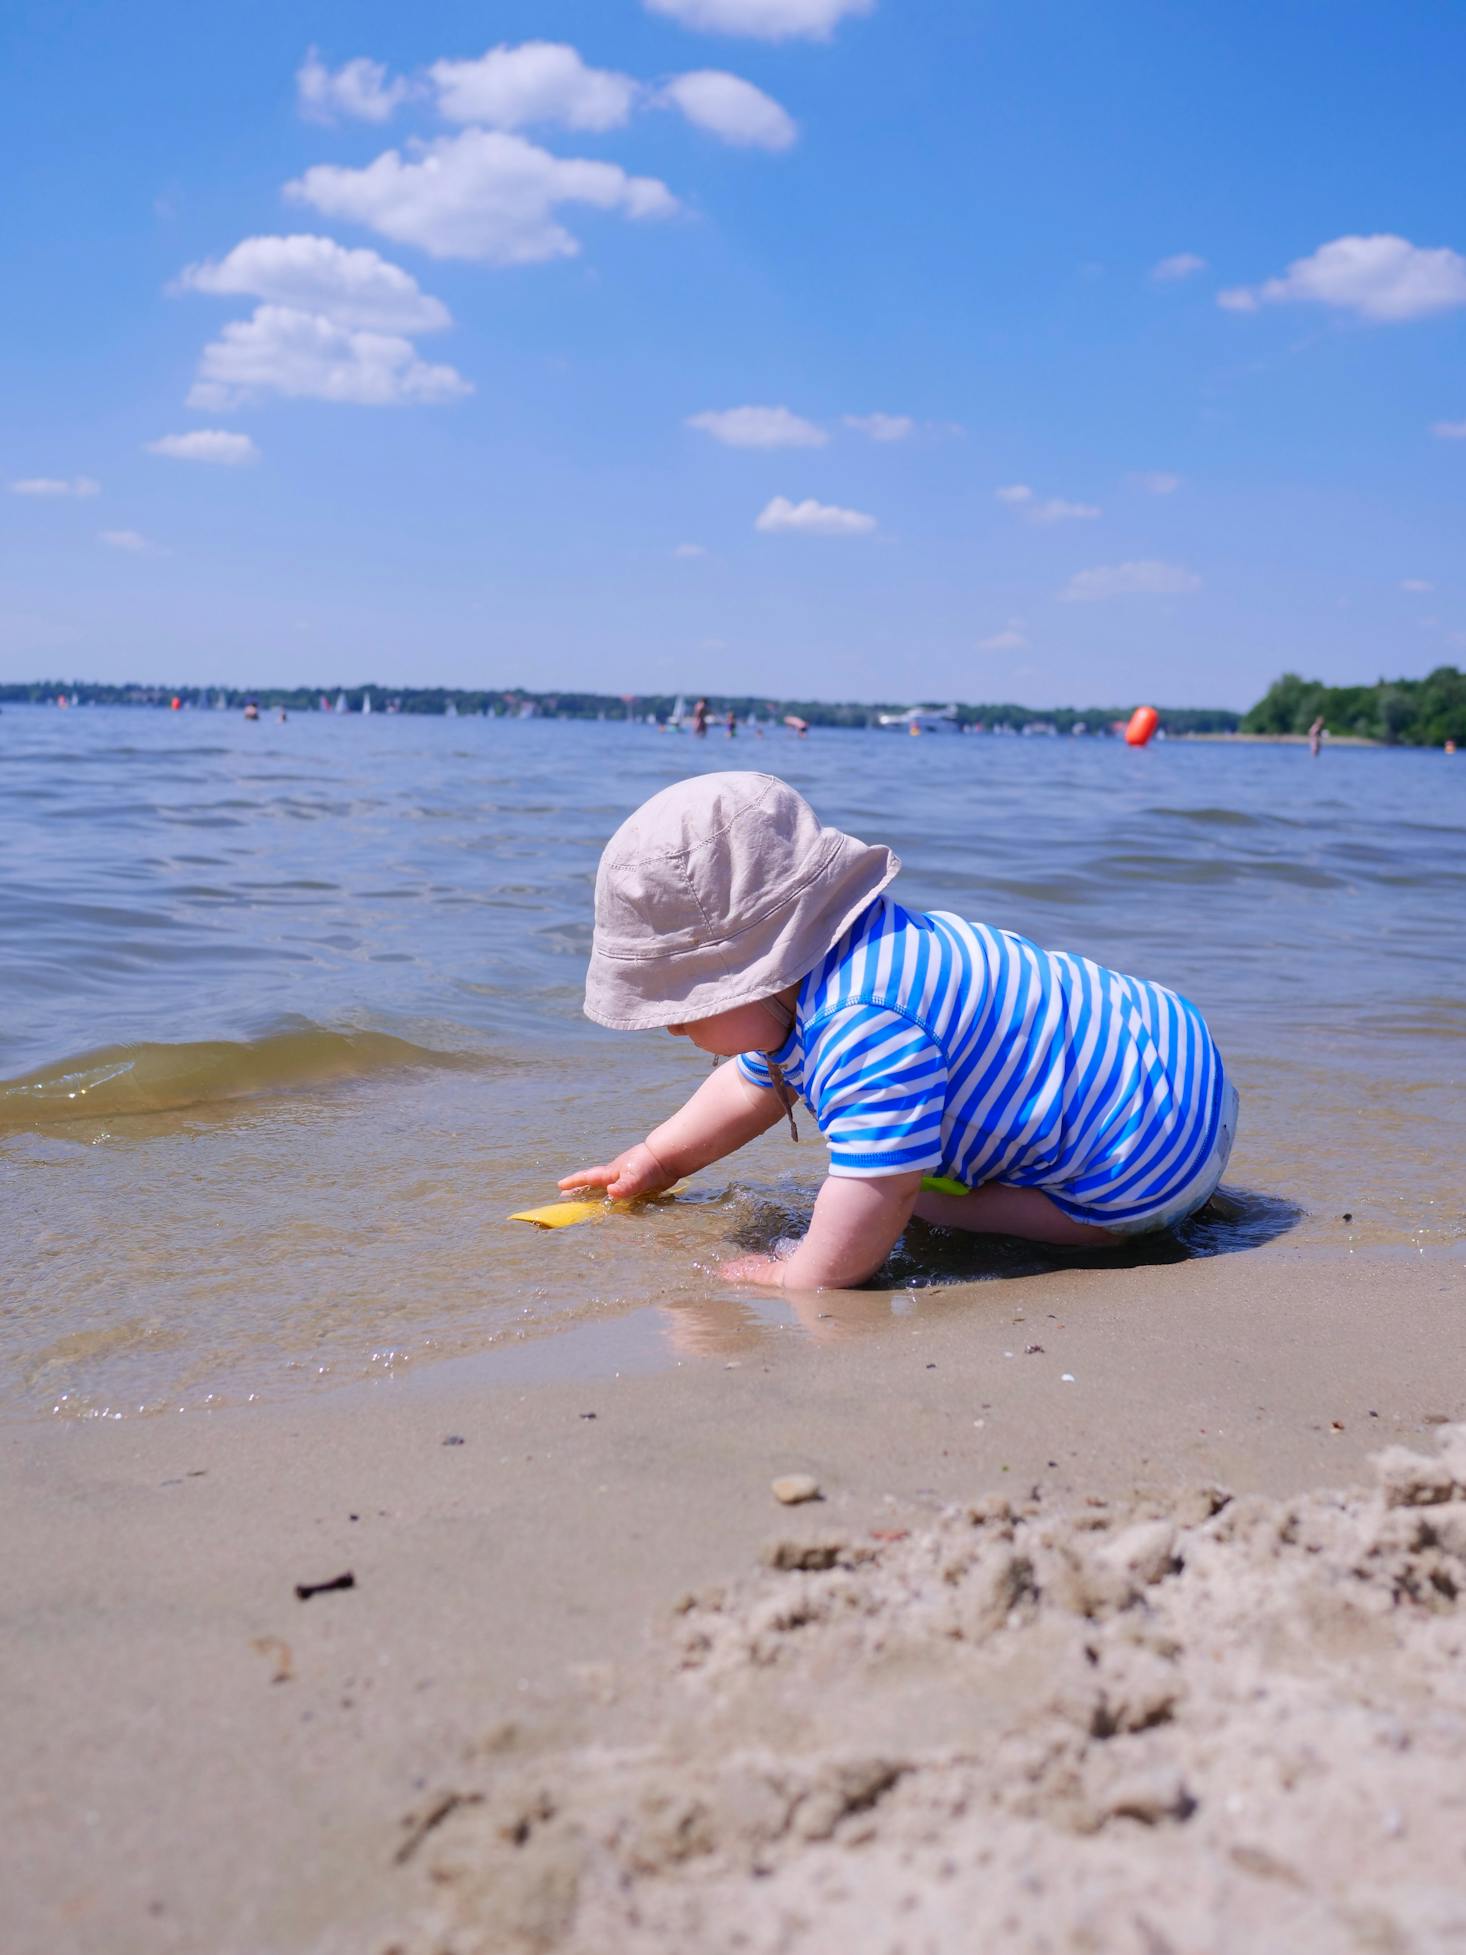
[3,704,1462,1420]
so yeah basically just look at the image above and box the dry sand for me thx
[412,1432,1466,1955]
[2,1249,1464,1955]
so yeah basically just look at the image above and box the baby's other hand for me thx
[557,1141,674,1202]
[718,1253,787,1288]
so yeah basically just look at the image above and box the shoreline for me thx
[1174,729,1382,746]
[4,1246,1463,1953]
[11,1234,1463,1431]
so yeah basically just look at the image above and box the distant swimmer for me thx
[784,714,809,738]
[243,700,260,721]
[1308,715,1325,758]
[277,707,288,723]
[725,707,737,739]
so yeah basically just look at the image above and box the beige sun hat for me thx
[584,772,899,1030]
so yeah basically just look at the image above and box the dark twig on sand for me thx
[294,1571,356,1602]
[393,1790,483,1866]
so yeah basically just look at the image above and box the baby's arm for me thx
[559,1059,784,1201]
[722,1169,923,1290]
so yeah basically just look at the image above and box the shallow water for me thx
[3,705,1463,1420]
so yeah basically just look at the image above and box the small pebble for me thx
[771,1474,821,1505]
[442,1435,465,1447]
[1060,1373,1076,1384]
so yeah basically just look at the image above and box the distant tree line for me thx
[1241,667,1466,746]
[0,678,1241,735]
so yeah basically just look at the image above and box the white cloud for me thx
[1400,579,1434,593]
[297,48,412,124]
[147,430,260,465]
[100,530,152,552]
[645,0,874,39]
[1029,497,1100,524]
[429,42,638,132]
[1219,235,1466,323]
[755,495,875,536]
[288,130,678,266]
[657,70,796,150]
[1060,560,1200,602]
[996,483,1099,522]
[674,542,708,557]
[688,404,826,448]
[1131,470,1180,495]
[10,476,100,497]
[176,235,451,333]
[187,306,471,409]
[843,412,914,442]
[978,622,1027,652]
[1432,419,1466,439]
[1151,252,1207,283]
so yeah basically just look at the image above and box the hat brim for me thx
[583,837,899,1031]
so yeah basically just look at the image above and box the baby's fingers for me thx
[557,1165,614,1191]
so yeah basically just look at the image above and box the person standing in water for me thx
[725,707,737,739]
[1308,715,1325,758]
[692,698,709,738]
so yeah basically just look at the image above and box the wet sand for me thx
[3,1247,1464,1954]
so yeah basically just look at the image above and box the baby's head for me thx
[584,772,897,1051]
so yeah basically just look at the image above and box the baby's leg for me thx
[913,1181,1118,1248]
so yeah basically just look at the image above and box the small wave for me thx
[0,1027,468,1129]
[1146,804,1269,829]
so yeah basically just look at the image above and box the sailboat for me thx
[361,691,373,715]
[336,690,348,714]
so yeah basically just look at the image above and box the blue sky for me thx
[2,0,1463,708]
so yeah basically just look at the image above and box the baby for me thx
[562,773,1237,1290]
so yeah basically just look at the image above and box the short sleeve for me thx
[737,1051,774,1091]
[804,1006,947,1178]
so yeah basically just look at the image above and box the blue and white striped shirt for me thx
[738,897,1227,1225]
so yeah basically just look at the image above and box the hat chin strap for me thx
[758,996,799,1144]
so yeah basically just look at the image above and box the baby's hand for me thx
[557,1141,674,1202]
[719,1253,787,1288]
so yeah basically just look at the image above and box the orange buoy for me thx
[1124,705,1159,747]
[170,695,182,711]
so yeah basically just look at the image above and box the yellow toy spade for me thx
[509,1188,684,1229]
